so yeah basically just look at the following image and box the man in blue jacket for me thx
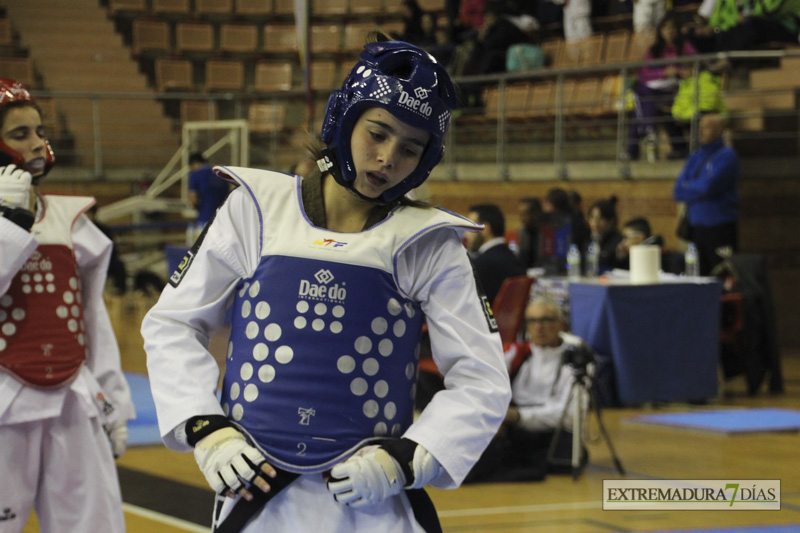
[673,113,739,275]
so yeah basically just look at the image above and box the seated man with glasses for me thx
[465,296,592,483]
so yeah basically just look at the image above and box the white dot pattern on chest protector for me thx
[253,343,269,361]
[0,263,86,355]
[328,297,420,438]
[223,265,424,446]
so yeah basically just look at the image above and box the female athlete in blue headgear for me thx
[143,34,511,533]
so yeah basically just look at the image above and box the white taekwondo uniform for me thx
[0,194,134,533]
[143,168,511,532]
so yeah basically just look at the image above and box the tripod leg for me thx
[547,381,578,466]
[589,385,625,476]
[572,384,586,480]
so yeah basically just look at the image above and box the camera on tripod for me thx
[561,344,595,374]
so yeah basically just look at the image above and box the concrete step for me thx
[780,56,800,70]
[726,89,796,110]
[750,68,800,90]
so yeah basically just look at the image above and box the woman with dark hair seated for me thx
[587,196,624,272]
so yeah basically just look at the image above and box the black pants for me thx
[464,427,587,483]
[690,222,738,276]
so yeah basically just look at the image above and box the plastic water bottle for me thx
[685,243,700,277]
[645,130,657,163]
[567,244,581,280]
[586,240,599,277]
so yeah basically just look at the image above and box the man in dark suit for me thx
[466,203,526,303]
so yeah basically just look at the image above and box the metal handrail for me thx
[29,49,800,180]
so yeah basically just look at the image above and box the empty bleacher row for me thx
[108,0,421,19]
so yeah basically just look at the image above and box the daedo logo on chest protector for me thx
[298,268,347,302]
[397,88,432,117]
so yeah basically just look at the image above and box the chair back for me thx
[492,275,535,344]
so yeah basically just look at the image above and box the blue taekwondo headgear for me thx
[318,40,457,204]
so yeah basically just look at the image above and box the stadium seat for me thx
[205,59,244,91]
[350,0,384,15]
[153,0,191,15]
[176,22,215,53]
[264,24,298,53]
[313,0,348,16]
[235,0,272,15]
[155,57,193,91]
[181,100,217,122]
[492,275,535,345]
[310,60,339,90]
[343,22,375,53]
[196,0,233,15]
[311,24,341,55]
[0,57,34,87]
[254,61,293,92]
[108,0,148,13]
[604,30,630,64]
[132,18,170,55]
[626,30,655,61]
[248,102,287,133]
[274,0,296,16]
[0,18,12,47]
[220,23,259,53]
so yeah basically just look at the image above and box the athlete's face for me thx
[349,107,430,200]
[1,105,47,177]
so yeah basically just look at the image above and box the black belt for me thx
[213,468,300,533]
[213,471,441,533]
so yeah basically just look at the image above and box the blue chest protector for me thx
[216,167,476,474]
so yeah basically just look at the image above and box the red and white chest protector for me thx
[0,195,94,389]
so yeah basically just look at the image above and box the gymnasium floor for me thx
[23,294,800,532]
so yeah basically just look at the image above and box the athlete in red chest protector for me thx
[0,78,135,533]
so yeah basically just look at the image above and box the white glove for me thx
[328,442,442,507]
[328,445,404,507]
[106,421,128,458]
[194,427,269,495]
[0,165,32,209]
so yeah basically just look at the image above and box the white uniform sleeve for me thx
[397,230,512,489]
[142,189,260,451]
[0,217,37,295]
[73,215,135,422]
[515,365,576,432]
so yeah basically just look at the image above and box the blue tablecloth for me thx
[569,280,722,404]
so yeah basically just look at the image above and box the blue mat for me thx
[629,408,800,434]
[125,372,163,447]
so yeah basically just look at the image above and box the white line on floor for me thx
[438,500,600,518]
[123,503,209,532]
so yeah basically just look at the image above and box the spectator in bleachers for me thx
[537,187,590,273]
[562,0,593,41]
[614,216,665,270]
[684,0,800,53]
[399,0,426,44]
[514,196,543,270]
[633,0,666,34]
[459,1,531,77]
[187,152,230,243]
[419,12,458,68]
[587,195,624,272]
[627,14,696,161]
[465,203,527,303]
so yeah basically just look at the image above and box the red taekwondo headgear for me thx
[0,78,55,181]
